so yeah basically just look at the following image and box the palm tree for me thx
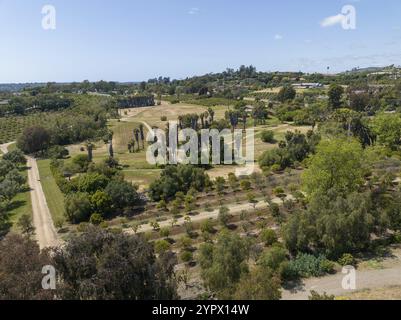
[139,124,145,149]
[194,114,199,130]
[242,111,248,131]
[208,108,215,122]
[178,116,183,129]
[134,129,140,151]
[109,141,114,158]
[200,113,205,129]
[86,142,94,162]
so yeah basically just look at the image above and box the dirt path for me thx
[26,156,60,249]
[282,265,401,300]
[1,142,58,248]
[0,142,14,154]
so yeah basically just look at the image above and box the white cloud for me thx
[320,14,345,27]
[274,34,283,40]
[188,8,199,15]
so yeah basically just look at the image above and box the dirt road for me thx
[282,263,401,300]
[0,142,14,154]
[1,142,59,248]
[26,156,60,249]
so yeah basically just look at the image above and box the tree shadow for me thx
[282,278,306,294]
[7,200,27,212]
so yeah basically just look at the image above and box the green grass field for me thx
[37,159,65,223]
[8,166,32,233]
[64,101,311,188]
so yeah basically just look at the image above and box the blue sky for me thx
[0,0,400,83]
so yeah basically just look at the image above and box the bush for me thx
[89,213,104,226]
[2,149,26,165]
[47,145,69,159]
[338,253,355,266]
[71,154,91,173]
[180,250,193,263]
[285,254,333,278]
[160,116,167,121]
[259,228,278,246]
[64,192,93,224]
[154,240,171,254]
[75,173,110,194]
[261,130,275,143]
[319,259,336,274]
[258,245,288,271]
[391,232,401,244]
[273,187,285,196]
[105,180,140,209]
[77,222,90,233]
[271,164,281,173]
[159,227,171,239]
[200,220,214,234]
[178,236,193,250]
[309,291,335,300]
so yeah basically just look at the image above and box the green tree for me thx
[234,266,281,300]
[64,192,93,224]
[90,191,112,216]
[2,149,26,166]
[218,206,230,227]
[105,180,140,209]
[328,84,344,109]
[372,113,401,151]
[302,138,365,197]
[0,234,53,300]
[17,126,51,154]
[52,227,178,300]
[198,230,249,298]
[277,85,296,102]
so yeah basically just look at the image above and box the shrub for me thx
[2,149,26,165]
[259,228,278,246]
[338,253,355,267]
[178,235,193,250]
[391,232,401,244]
[64,193,93,224]
[273,187,285,196]
[285,254,332,278]
[154,240,171,254]
[160,116,167,121]
[200,219,214,234]
[89,213,104,226]
[240,179,251,191]
[261,130,275,143]
[309,291,335,300]
[180,250,193,263]
[159,227,171,239]
[105,180,140,209]
[47,145,69,159]
[258,245,288,271]
[319,259,336,274]
[271,164,281,172]
[77,222,90,233]
[71,154,91,173]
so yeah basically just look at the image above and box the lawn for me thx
[37,159,65,223]
[8,166,32,233]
